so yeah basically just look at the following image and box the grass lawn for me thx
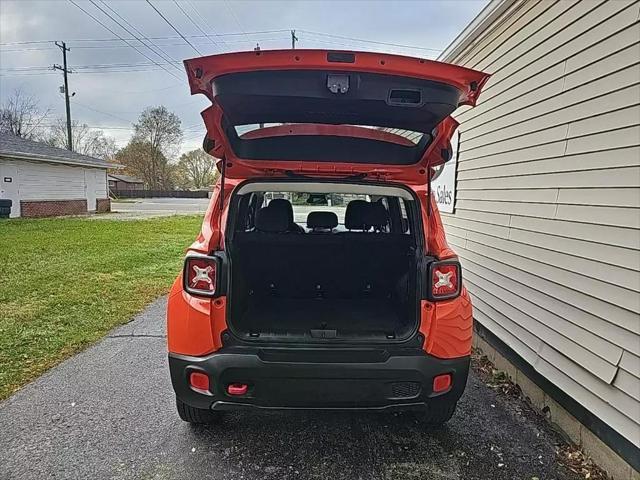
[0,215,203,399]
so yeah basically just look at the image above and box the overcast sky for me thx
[0,0,488,155]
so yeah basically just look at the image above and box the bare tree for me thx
[131,106,182,189]
[175,149,219,189]
[0,89,50,139]
[115,140,175,190]
[45,118,117,159]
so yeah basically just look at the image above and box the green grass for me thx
[0,215,203,399]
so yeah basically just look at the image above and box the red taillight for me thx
[429,260,461,300]
[433,373,452,393]
[189,371,210,392]
[183,255,218,297]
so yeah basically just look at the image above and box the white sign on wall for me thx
[431,128,460,214]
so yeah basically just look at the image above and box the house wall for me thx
[440,0,640,473]
[0,158,109,217]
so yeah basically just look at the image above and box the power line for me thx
[222,0,247,34]
[96,0,183,71]
[0,30,296,47]
[0,35,288,53]
[145,0,203,56]
[173,0,220,51]
[186,0,228,49]
[0,39,54,46]
[1,61,182,72]
[298,30,443,52]
[67,0,183,81]
[71,100,134,123]
[0,68,169,77]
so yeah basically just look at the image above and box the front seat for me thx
[269,199,305,233]
[344,200,371,231]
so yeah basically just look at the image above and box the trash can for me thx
[0,199,12,218]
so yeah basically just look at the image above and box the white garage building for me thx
[438,1,639,478]
[0,133,113,218]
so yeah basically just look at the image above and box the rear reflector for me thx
[189,371,210,392]
[433,374,452,393]
[227,383,248,396]
[183,254,219,297]
[428,260,462,301]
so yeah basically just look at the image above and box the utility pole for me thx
[291,29,298,49]
[53,41,73,151]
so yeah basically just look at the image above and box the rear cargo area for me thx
[228,195,420,342]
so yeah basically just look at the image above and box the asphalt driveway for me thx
[0,297,582,480]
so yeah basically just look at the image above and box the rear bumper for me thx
[169,348,470,411]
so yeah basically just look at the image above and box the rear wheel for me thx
[176,398,223,424]
[421,400,457,427]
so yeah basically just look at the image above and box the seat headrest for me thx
[368,201,389,230]
[344,200,389,231]
[307,211,338,230]
[269,198,294,224]
[344,200,370,230]
[255,206,289,233]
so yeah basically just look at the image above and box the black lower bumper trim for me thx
[210,400,430,412]
[169,348,470,411]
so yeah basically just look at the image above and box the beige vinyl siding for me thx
[442,0,640,446]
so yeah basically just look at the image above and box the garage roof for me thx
[108,174,143,184]
[0,132,117,169]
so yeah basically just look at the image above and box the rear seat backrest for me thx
[236,202,411,300]
[238,206,293,297]
[340,200,409,296]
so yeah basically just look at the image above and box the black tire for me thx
[421,400,457,427]
[176,398,223,425]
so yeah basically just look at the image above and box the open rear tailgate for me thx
[184,50,489,182]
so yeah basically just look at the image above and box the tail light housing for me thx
[427,259,462,301]
[183,254,221,297]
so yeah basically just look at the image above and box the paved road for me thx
[0,298,580,480]
[106,198,210,219]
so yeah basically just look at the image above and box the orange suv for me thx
[167,50,489,425]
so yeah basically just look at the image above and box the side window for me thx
[244,193,259,231]
[399,199,411,234]
[378,197,391,233]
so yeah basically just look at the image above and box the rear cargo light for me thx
[433,373,452,393]
[428,260,462,301]
[189,371,210,392]
[183,254,220,297]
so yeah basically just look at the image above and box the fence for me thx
[110,189,209,199]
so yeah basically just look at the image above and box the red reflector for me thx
[189,371,210,391]
[227,383,248,396]
[184,255,217,296]
[433,374,452,393]
[431,261,460,299]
